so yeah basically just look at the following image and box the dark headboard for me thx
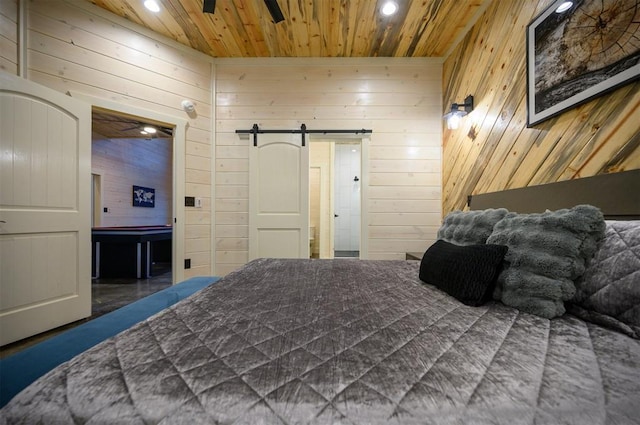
[469,169,640,220]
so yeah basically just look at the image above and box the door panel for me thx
[249,134,309,260]
[0,73,91,345]
[257,143,300,213]
[256,229,300,258]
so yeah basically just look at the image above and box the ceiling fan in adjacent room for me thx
[128,124,174,139]
[202,0,285,23]
[92,112,174,139]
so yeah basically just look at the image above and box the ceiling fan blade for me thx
[264,0,284,23]
[203,0,215,14]
[158,127,174,137]
[121,124,141,131]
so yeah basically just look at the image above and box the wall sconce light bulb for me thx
[447,114,461,130]
[443,95,474,130]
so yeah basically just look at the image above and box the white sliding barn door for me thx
[249,134,309,260]
[0,73,91,345]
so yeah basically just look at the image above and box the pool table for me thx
[92,225,172,279]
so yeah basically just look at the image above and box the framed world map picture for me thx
[526,0,640,126]
[132,185,155,208]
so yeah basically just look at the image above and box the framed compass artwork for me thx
[526,0,640,126]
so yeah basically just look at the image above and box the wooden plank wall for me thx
[442,0,640,215]
[214,59,443,275]
[0,0,17,74]
[91,136,173,226]
[21,0,213,278]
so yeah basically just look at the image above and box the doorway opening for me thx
[90,109,175,315]
[309,138,366,259]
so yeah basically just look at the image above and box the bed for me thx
[2,171,639,424]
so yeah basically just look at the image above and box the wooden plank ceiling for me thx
[88,0,490,58]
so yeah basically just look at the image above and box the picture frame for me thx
[526,0,640,127]
[132,185,155,208]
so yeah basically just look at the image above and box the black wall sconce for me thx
[443,95,474,130]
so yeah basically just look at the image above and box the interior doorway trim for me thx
[68,92,188,284]
[359,136,370,260]
[91,171,103,227]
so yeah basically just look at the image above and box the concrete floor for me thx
[91,263,172,317]
[0,263,172,359]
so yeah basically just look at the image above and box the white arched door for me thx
[0,73,91,345]
[249,134,309,260]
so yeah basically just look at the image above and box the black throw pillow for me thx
[419,240,508,306]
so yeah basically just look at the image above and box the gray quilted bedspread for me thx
[572,220,640,337]
[2,259,640,424]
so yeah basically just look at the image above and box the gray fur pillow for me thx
[487,205,606,319]
[437,208,509,246]
[569,220,640,338]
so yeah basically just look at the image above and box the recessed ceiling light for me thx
[555,1,573,13]
[381,1,398,16]
[144,0,160,13]
[143,126,157,134]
